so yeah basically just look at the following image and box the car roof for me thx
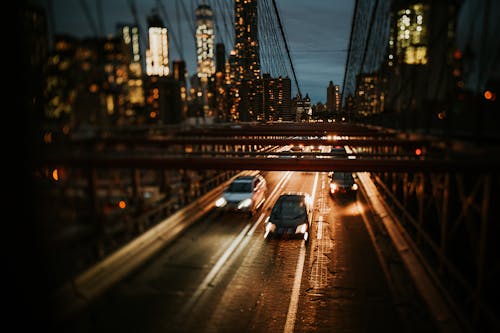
[278,192,308,199]
[234,176,256,181]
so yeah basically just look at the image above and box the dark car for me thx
[264,192,313,242]
[330,145,347,157]
[329,172,358,198]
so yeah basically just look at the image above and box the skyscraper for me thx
[194,2,216,119]
[146,10,170,77]
[216,43,226,73]
[327,81,340,113]
[117,23,145,118]
[234,0,260,121]
[196,2,215,78]
[234,0,260,83]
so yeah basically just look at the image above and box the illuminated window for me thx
[405,46,428,65]
[395,3,428,65]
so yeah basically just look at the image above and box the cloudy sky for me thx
[38,0,355,103]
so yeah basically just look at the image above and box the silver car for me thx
[215,174,267,216]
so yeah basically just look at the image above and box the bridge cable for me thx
[157,0,185,60]
[270,0,302,98]
[78,0,99,37]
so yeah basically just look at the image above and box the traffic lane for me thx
[56,171,290,333]
[192,171,318,333]
[58,170,422,333]
[295,172,434,332]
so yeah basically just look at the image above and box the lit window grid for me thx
[146,27,170,76]
[196,24,215,78]
[395,3,428,65]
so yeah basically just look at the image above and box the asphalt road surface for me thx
[56,170,438,333]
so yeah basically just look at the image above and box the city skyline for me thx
[34,0,355,103]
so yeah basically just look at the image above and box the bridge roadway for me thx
[53,169,461,333]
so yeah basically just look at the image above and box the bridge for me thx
[20,1,500,333]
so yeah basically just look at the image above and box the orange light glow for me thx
[89,84,99,93]
[484,90,496,101]
[52,169,59,181]
[415,148,422,156]
[44,132,53,144]
[453,49,462,60]
[118,200,127,209]
[150,111,157,118]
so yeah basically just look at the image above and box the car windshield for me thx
[227,181,252,193]
[332,172,353,181]
[271,196,307,223]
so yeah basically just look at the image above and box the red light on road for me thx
[415,148,422,156]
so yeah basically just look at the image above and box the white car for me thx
[215,174,267,216]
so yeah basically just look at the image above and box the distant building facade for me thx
[146,10,170,77]
[234,0,260,121]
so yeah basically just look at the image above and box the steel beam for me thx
[41,155,500,172]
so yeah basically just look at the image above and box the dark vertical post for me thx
[475,174,491,322]
[417,173,425,245]
[439,172,450,274]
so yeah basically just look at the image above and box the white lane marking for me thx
[182,223,252,313]
[310,172,319,203]
[284,244,307,333]
[249,213,265,236]
[182,171,292,314]
[317,215,323,240]
[283,172,320,333]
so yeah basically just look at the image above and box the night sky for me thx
[36,0,355,104]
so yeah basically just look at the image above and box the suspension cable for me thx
[270,0,302,98]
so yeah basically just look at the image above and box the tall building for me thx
[227,50,240,121]
[262,74,292,121]
[326,81,340,112]
[45,35,77,124]
[216,43,226,73]
[354,73,383,117]
[195,2,216,119]
[117,23,145,123]
[234,0,260,121]
[214,43,228,122]
[234,0,260,83]
[293,93,312,122]
[389,3,429,66]
[173,59,188,120]
[381,0,462,130]
[196,2,215,78]
[146,10,170,77]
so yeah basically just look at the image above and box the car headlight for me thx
[295,223,308,234]
[265,222,276,233]
[215,197,227,207]
[352,183,358,191]
[238,198,253,209]
[264,222,276,239]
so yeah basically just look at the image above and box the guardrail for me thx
[51,170,255,322]
[356,172,464,332]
